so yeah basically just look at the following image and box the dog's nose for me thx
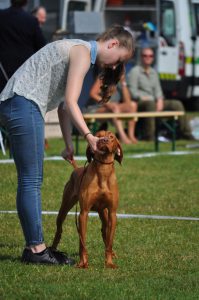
[101,137,109,143]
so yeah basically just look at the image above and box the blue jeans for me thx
[0,95,45,246]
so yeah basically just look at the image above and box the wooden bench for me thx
[76,111,184,154]
[44,110,184,154]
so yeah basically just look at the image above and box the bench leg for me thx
[161,119,176,151]
[155,118,160,151]
[171,118,176,151]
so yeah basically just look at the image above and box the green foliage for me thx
[0,138,199,299]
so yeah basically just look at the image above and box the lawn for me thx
[0,137,199,300]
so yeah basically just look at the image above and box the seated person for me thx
[127,47,193,140]
[88,73,138,144]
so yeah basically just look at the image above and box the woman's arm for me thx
[58,102,74,160]
[127,68,141,101]
[60,45,100,158]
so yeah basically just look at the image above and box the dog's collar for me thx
[93,158,114,165]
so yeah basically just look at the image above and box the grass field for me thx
[0,137,199,300]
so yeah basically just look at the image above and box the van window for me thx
[160,1,176,46]
[194,4,199,35]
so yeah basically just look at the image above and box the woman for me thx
[89,73,138,144]
[0,25,135,265]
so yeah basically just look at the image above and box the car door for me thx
[158,0,178,79]
[192,0,199,97]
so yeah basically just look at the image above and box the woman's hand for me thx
[85,133,104,154]
[61,144,74,164]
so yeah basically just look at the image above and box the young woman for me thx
[89,72,138,144]
[0,25,135,265]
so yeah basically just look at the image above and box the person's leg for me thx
[138,101,156,140]
[164,100,192,138]
[4,95,45,250]
[112,118,132,144]
[0,96,75,264]
[118,101,138,143]
[108,102,132,144]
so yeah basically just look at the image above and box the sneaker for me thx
[49,247,75,266]
[21,247,75,265]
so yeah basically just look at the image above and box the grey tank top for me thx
[0,39,91,118]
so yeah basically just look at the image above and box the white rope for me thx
[0,210,198,221]
[0,151,199,164]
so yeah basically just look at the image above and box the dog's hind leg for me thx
[52,181,78,249]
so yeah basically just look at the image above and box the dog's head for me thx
[86,130,123,164]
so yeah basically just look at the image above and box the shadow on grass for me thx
[0,255,20,262]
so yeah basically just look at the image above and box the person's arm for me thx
[90,77,117,106]
[32,17,46,50]
[61,45,100,160]
[154,72,164,111]
[156,97,164,111]
[127,68,140,102]
[58,102,74,160]
[120,74,132,104]
[89,78,102,102]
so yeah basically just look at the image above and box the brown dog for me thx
[52,130,123,268]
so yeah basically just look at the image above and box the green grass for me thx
[0,137,199,300]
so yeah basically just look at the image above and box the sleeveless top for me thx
[0,39,98,118]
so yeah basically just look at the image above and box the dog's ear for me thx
[114,138,123,164]
[86,145,94,163]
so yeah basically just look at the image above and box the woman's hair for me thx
[97,24,135,55]
[11,0,28,7]
[98,64,124,103]
[96,25,135,103]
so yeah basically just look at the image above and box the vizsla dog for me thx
[52,130,123,268]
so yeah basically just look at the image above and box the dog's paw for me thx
[112,251,118,259]
[105,262,118,269]
[76,261,89,269]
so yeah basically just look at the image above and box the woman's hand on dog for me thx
[86,133,105,154]
[61,133,105,165]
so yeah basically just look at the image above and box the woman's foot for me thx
[30,243,46,253]
[21,247,75,265]
[120,137,132,144]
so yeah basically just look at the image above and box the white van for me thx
[92,0,199,109]
[158,0,199,109]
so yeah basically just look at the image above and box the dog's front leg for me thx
[99,208,117,260]
[105,210,117,269]
[77,210,89,268]
[99,208,108,246]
